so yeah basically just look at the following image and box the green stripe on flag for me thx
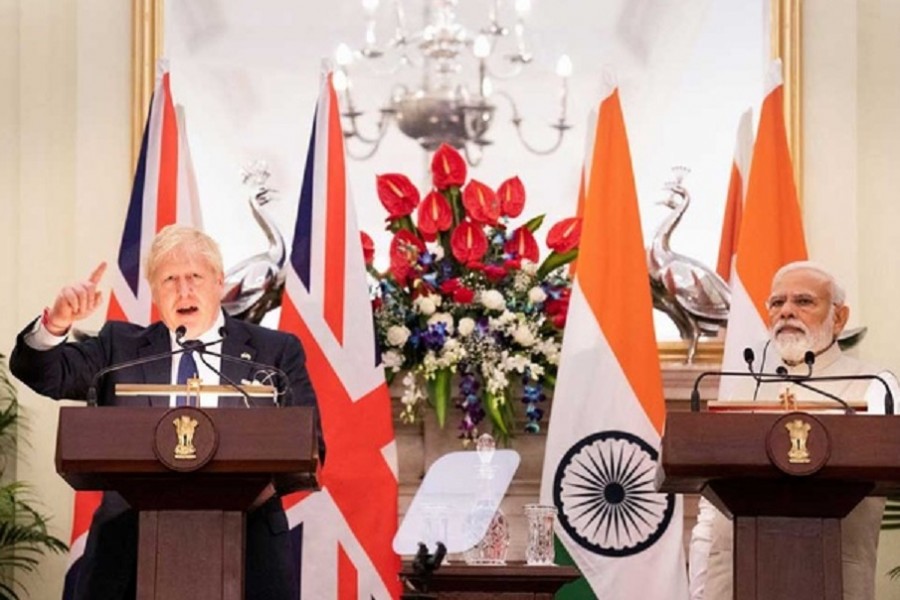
[554,536,595,599]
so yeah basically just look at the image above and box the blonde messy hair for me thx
[145,225,224,283]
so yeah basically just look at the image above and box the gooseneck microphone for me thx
[689,346,896,414]
[689,367,778,412]
[182,326,292,408]
[772,365,855,414]
[176,335,253,408]
[86,325,223,407]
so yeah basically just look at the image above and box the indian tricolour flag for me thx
[719,59,807,399]
[715,108,754,284]
[539,85,689,599]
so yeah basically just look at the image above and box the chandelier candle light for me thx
[333,0,573,165]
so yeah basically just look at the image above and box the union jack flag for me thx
[278,72,400,599]
[63,66,202,598]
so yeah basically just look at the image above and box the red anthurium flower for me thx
[439,278,462,296]
[483,265,508,282]
[431,143,467,190]
[417,191,453,237]
[497,176,526,218]
[376,173,420,219]
[360,231,375,266]
[545,289,571,329]
[504,226,540,263]
[389,229,426,284]
[466,261,485,272]
[547,217,582,253]
[462,180,501,225]
[453,286,475,304]
[450,221,489,263]
[503,258,522,271]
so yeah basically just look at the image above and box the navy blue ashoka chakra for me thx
[552,430,675,557]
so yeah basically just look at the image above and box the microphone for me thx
[86,329,223,406]
[691,346,895,414]
[182,326,291,407]
[776,371,895,415]
[745,346,764,402]
[689,367,785,412]
[177,337,252,408]
[773,365,855,413]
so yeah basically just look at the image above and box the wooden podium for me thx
[658,411,900,600]
[55,405,319,600]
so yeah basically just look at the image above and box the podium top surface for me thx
[658,411,900,497]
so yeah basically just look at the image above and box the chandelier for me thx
[332,0,573,165]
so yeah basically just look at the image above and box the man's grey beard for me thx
[771,315,835,364]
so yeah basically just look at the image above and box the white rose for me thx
[415,295,438,316]
[528,286,547,303]
[481,289,506,311]
[428,312,455,334]
[433,246,445,261]
[458,317,476,337]
[386,325,411,347]
[381,350,404,370]
[513,324,536,347]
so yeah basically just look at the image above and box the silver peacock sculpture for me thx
[648,168,730,362]
[221,162,287,324]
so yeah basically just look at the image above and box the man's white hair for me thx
[771,260,846,305]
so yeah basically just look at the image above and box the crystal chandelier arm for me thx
[462,143,485,167]
[495,90,571,156]
[341,108,392,160]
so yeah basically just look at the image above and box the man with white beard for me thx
[689,261,900,600]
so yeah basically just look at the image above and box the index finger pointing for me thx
[89,261,108,285]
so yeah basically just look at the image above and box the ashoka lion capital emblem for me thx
[173,414,200,460]
[785,418,812,464]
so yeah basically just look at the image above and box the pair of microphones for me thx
[86,325,290,408]
[689,345,895,415]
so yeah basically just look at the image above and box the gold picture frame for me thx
[133,0,802,365]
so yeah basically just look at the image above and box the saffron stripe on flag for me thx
[540,84,688,600]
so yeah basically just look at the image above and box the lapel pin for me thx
[241,352,252,360]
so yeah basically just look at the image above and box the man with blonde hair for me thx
[11,225,320,600]
[689,260,899,600]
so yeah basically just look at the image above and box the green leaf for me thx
[446,187,464,226]
[536,249,579,281]
[427,369,452,428]
[523,214,545,233]
[387,215,418,236]
[485,392,510,439]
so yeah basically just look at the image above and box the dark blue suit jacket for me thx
[10,315,320,600]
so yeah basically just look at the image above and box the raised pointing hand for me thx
[46,262,108,335]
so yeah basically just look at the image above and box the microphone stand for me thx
[86,336,223,406]
[691,347,895,414]
[193,348,290,407]
[178,339,254,408]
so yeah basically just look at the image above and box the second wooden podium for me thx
[56,405,319,600]
[658,411,900,600]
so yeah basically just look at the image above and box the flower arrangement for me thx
[364,144,581,442]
